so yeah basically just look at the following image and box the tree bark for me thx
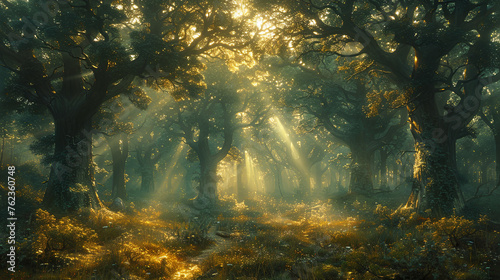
[193,156,218,209]
[236,161,248,200]
[0,137,4,167]
[273,166,283,197]
[336,170,343,190]
[480,164,489,184]
[401,46,471,216]
[108,134,128,200]
[491,110,500,187]
[404,103,465,216]
[182,169,196,198]
[379,149,389,190]
[187,110,236,209]
[495,132,500,186]
[298,172,312,195]
[348,145,374,195]
[9,137,14,163]
[405,138,464,216]
[141,166,155,192]
[43,115,102,211]
[136,141,160,193]
[311,164,328,196]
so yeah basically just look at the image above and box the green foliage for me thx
[29,134,55,166]
[18,209,99,270]
[175,215,214,246]
[421,215,485,248]
[3,184,497,280]
[126,87,152,110]
[34,209,98,252]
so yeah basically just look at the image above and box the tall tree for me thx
[257,0,500,215]
[270,60,406,195]
[98,94,150,200]
[168,61,268,209]
[0,0,255,211]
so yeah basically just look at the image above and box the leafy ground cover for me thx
[0,184,499,279]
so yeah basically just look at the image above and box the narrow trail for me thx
[173,225,236,279]
[190,225,235,264]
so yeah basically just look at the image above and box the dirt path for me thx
[173,225,235,279]
[191,225,235,264]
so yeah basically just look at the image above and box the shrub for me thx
[32,209,98,253]
[422,215,482,248]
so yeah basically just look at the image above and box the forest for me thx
[0,0,500,279]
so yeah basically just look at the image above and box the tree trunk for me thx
[183,169,196,198]
[298,172,312,195]
[312,164,323,195]
[404,114,465,216]
[494,131,500,186]
[379,149,389,190]
[43,116,102,211]
[141,165,155,192]
[348,145,374,195]
[167,171,175,194]
[137,143,159,193]
[236,161,247,200]
[273,166,283,197]
[9,137,14,163]
[336,170,342,190]
[193,157,218,209]
[492,109,500,186]
[402,49,469,216]
[0,137,4,167]
[480,164,489,184]
[113,159,126,199]
[109,134,128,200]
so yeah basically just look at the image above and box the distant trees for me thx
[0,68,14,168]
[168,62,268,209]
[457,122,494,186]
[253,115,331,197]
[135,130,164,193]
[256,0,500,216]
[98,94,150,200]
[292,73,406,195]
[263,57,407,195]
[479,85,500,189]
[3,0,498,218]
[0,0,255,211]
[107,131,130,200]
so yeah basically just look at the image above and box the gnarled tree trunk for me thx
[405,136,465,216]
[404,85,465,216]
[43,112,102,211]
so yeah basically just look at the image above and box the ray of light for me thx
[156,142,186,195]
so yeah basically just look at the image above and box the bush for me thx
[31,209,98,253]
[422,215,482,248]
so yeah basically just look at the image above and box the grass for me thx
[0,186,498,280]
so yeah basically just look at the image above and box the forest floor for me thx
[0,185,499,280]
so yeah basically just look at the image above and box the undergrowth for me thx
[0,188,498,280]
